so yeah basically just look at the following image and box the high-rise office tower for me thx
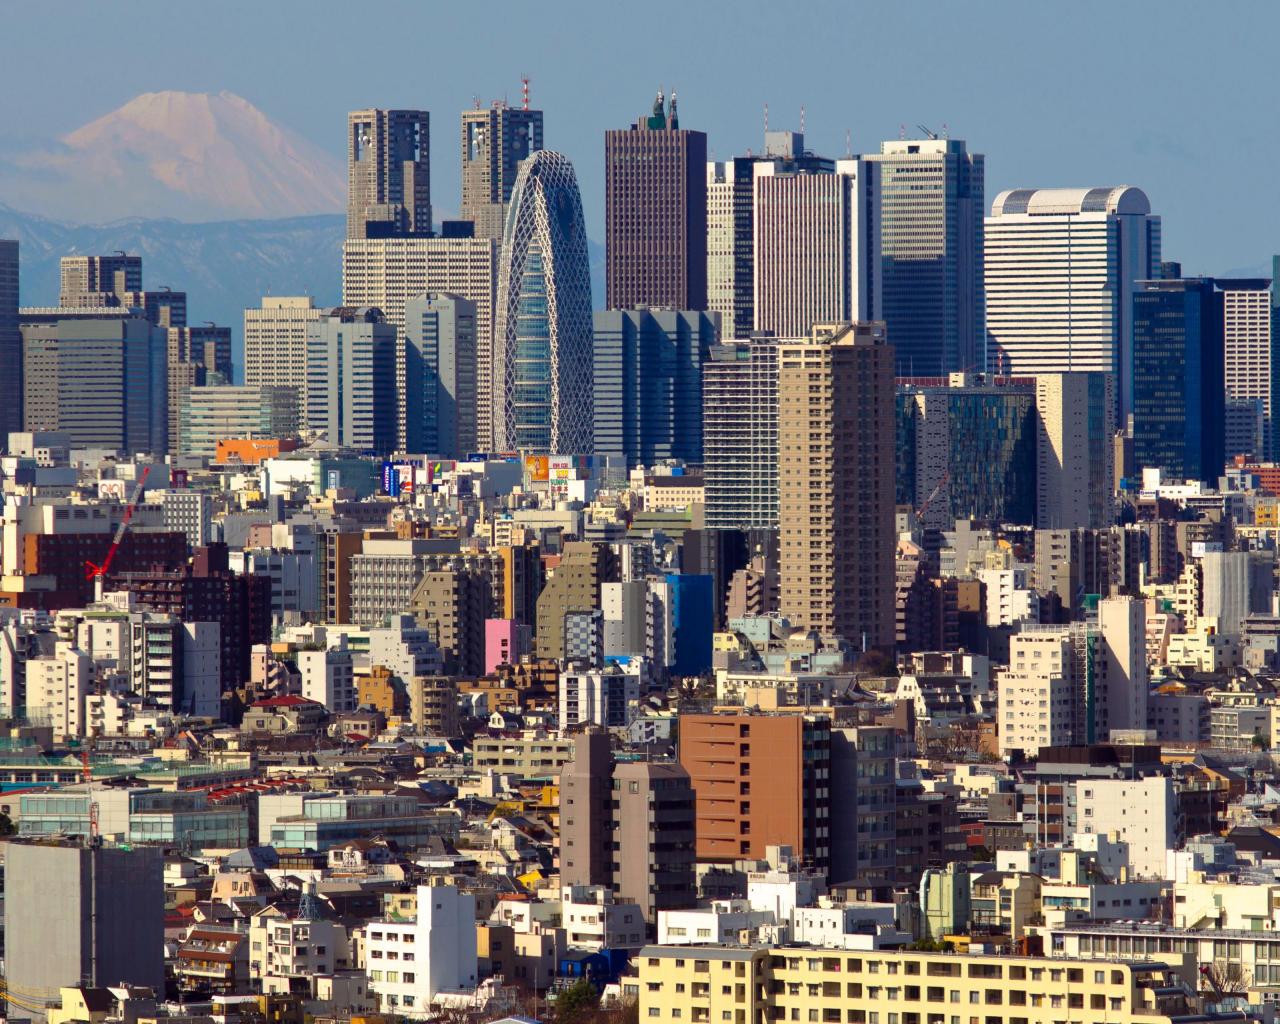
[707,131,835,340]
[777,322,895,651]
[703,337,779,530]
[753,158,880,337]
[1035,373,1116,530]
[304,307,398,454]
[180,384,300,458]
[863,138,984,376]
[1221,271,1279,460]
[347,109,431,239]
[166,324,233,454]
[403,292,477,457]
[22,314,167,453]
[493,150,593,454]
[460,101,544,241]
[896,374,1038,531]
[0,239,19,441]
[59,253,142,306]
[343,237,499,447]
[1132,277,1225,484]
[592,308,716,466]
[244,296,322,390]
[986,187,1161,419]
[605,91,707,310]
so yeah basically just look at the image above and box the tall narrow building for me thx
[863,138,984,376]
[402,292,477,458]
[707,131,834,340]
[493,150,593,454]
[59,254,142,306]
[777,322,895,651]
[703,337,779,530]
[986,186,1161,419]
[1131,277,1225,484]
[460,101,544,241]
[605,91,707,310]
[752,158,880,337]
[1035,373,1116,530]
[347,109,431,239]
[244,296,322,391]
[1221,272,1279,460]
[0,239,19,441]
[304,307,398,454]
[166,324,233,454]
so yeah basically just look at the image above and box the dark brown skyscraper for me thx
[347,109,431,239]
[0,240,19,441]
[605,91,707,311]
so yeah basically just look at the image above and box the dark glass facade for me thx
[1131,278,1225,484]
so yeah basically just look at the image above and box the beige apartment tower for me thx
[777,322,895,652]
[1035,372,1116,530]
[244,297,322,390]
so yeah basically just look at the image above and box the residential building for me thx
[593,308,716,467]
[680,713,831,871]
[605,91,707,310]
[304,306,397,455]
[986,186,1161,418]
[559,665,639,729]
[402,292,477,457]
[752,159,880,337]
[777,322,895,651]
[1222,272,1279,459]
[460,101,543,241]
[249,901,351,993]
[347,109,431,239]
[493,150,593,453]
[299,643,355,714]
[243,296,322,391]
[1035,373,1116,529]
[535,542,617,661]
[1131,276,1225,484]
[703,338,779,530]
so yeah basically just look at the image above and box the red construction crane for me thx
[85,465,152,580]
[915,468,951,521]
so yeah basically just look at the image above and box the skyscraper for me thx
[166,324,233,454]
[304,307,398,454]
[460,101,544,241]
[0,239,19,441]
[1221,272,1279,460]
[592,308,716,466]
[343,237,499,447]
[347,109,431,239]
[605,91,707,310]
[863,138,984,376]
[1131,277,1225,484]
[986,186,1161,419]
[493,150,593,454]
[752,158,880,337]
[244,296,322,390]
[1034,373,1116,530]
[707,131,835,339]
[403,292,477,457]
[59,253,142,305]
[702,337,779,530]
[777,322,895,651]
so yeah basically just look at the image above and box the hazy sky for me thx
[1,0,1276,273]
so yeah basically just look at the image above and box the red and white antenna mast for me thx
[521,75,530,111]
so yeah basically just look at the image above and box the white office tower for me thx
[243,296,322,390]
[1035,373,1116,530]
[752,159,880,338]
[1221,278,1276,459]
[985,187,1160,419]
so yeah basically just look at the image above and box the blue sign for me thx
[382,461,401,497]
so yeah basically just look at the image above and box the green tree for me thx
[556,979,601,1024]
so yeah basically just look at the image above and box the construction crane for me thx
[915,468,951,521]
[84,465,151,581]
[81,736,100,845]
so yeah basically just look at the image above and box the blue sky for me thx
[1,0,1275,274]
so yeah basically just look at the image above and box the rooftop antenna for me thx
[521,75,530,111]
[799,105,806,135]
[763,102,769,133]
[942,122,950,140]
[899,124,906,140]
[845,129,852,158]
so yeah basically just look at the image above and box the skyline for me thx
[0,0,1276,275]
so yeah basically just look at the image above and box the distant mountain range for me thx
[0,204,345,364]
